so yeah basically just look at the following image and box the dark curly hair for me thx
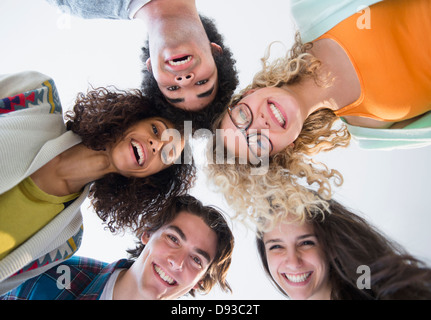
[127,195,234,297]
[140,14,238,131]
[65,87,196,233]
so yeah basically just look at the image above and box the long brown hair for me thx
[256,197,431,299]
[65,87,196,232]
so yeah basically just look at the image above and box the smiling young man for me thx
[1,195,234,300]
[137,0,222,112]
[114,207,221,299]
[46,0,238,129]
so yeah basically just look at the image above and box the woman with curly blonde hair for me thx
[206,0,431,230]
[206,33,347,231]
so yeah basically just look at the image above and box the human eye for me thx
[167,85,180,91]
[196,79,208,86]
[268,244,282,251]
[151,124,160,137]
[266,242,284,251]
[233,105,250,126]
[299,239,316,247]
[191,256,203,268]
[238,108,248,122]
[167,234,179,244]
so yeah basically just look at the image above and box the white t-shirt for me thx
[99,269,126,300]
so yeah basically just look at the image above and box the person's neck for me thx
[288,38,361,117]
[309,283,332,300]
[30,143,114,196]
[285,76,339,120]
[113,266,147,300]
[136,0,199,28]
[139,0,208,44]
[58,143,113,185]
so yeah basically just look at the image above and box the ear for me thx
[210,42,223,55]
[141,231,151,245]
[145,57,152,73]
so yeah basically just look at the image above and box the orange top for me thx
[318,0,431,122]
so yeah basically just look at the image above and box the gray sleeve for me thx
[45,0,133,20]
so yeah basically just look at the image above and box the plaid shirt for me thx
[0,256,132,300]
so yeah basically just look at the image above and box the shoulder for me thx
[291,0,383,42]
[0,71,62,115]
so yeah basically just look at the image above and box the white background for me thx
[1,0,430,300]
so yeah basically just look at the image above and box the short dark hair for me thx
[140,14,238,131]
[128,195,234,296]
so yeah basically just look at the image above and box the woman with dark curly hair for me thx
[0,71,195,295]
[256,195,431,300]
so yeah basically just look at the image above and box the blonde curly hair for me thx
[205,33,351,232]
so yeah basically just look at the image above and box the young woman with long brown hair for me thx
[256,195,431,299]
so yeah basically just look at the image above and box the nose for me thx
[252,111,270,130]
[168,253,185,271]
[174,73,194,86]
[284,250,302,269]
[149,137,163,154]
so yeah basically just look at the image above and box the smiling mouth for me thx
[154,264,177,286]
[283,271,312,284]
[269,103,286,128]
[131,139,145,166]
[167,55,192,66]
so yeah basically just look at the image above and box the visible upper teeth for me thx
[284,272,312,283]
[131,140,144,166]
[154,265,175,285]
[269,103,286,127]
[168,56,192,66]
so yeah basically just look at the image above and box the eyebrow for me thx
[264,234,316,245]
[167,225,212,264]
[158,119,169,130]
[166,97,184,104]
[197,86,214,99]
[165,86,215,104]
